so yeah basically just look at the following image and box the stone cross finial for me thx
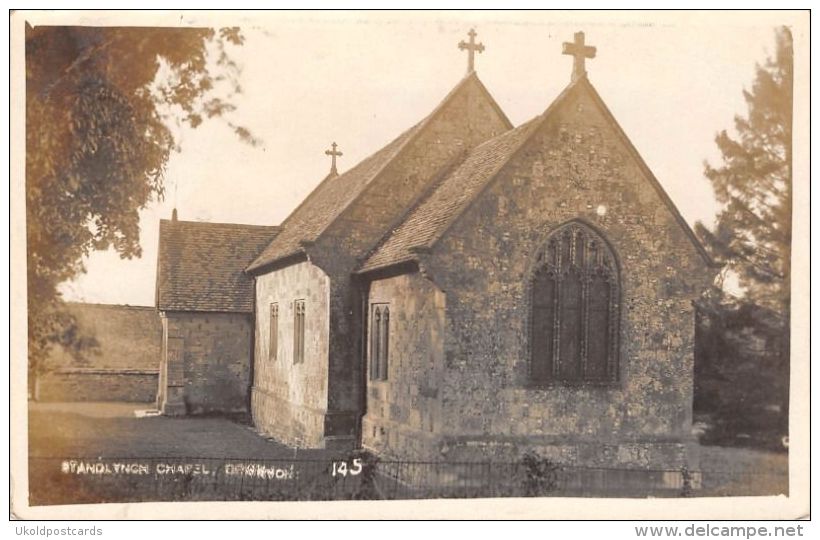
[325,142,343,175]
[458,28,485,73]
[562,31,596,82]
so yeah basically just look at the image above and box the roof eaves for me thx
[356,258,419,280]
[160,306,254,315]
[245,248,308,276]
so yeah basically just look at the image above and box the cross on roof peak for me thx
[325,142,343,175]
[562,31,596,82]
[458,28,485,74]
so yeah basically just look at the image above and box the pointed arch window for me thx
[370,303,390,381]
[530,222,620,384]
[269,303,279,361]
[293,299,305,364]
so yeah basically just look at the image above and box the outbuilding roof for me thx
[156,219,280,313]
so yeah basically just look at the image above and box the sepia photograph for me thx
[10,9,809,519]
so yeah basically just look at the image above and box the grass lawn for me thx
[698,445,788,496]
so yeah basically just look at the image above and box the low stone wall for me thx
[36,369,158,403]
[34,303,162,403]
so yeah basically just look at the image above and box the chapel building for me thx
[155,30,717,469]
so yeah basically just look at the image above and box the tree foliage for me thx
[696,26,793,316]
[694,27,793,449]
[694,291,790,450]
[26,25,251,375]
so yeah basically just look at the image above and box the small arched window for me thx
[369,303,390,381]
[530,221,620,384]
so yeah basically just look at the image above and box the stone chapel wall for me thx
[309,76,513,444]
[252,260,331,447]
[418,86,714,468]
[361,272,446,459]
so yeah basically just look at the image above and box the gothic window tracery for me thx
[530,221,620,383]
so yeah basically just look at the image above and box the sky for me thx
[51,11,789,306]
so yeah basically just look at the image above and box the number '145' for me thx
[331,459,363,477]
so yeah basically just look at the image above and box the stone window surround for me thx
[527,219,621,387]
[269,302,278,361]
[293,299,306,364]
[369,302,390,381]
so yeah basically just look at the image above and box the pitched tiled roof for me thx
[246,72,513,274]
[156,220,280,312]
[358,117,542,273]
[359,76,714,274]
[245,122,422,273]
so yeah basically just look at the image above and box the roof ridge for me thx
[244,124,423,273]
[64,301,156,310]
[159,219,280,230]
